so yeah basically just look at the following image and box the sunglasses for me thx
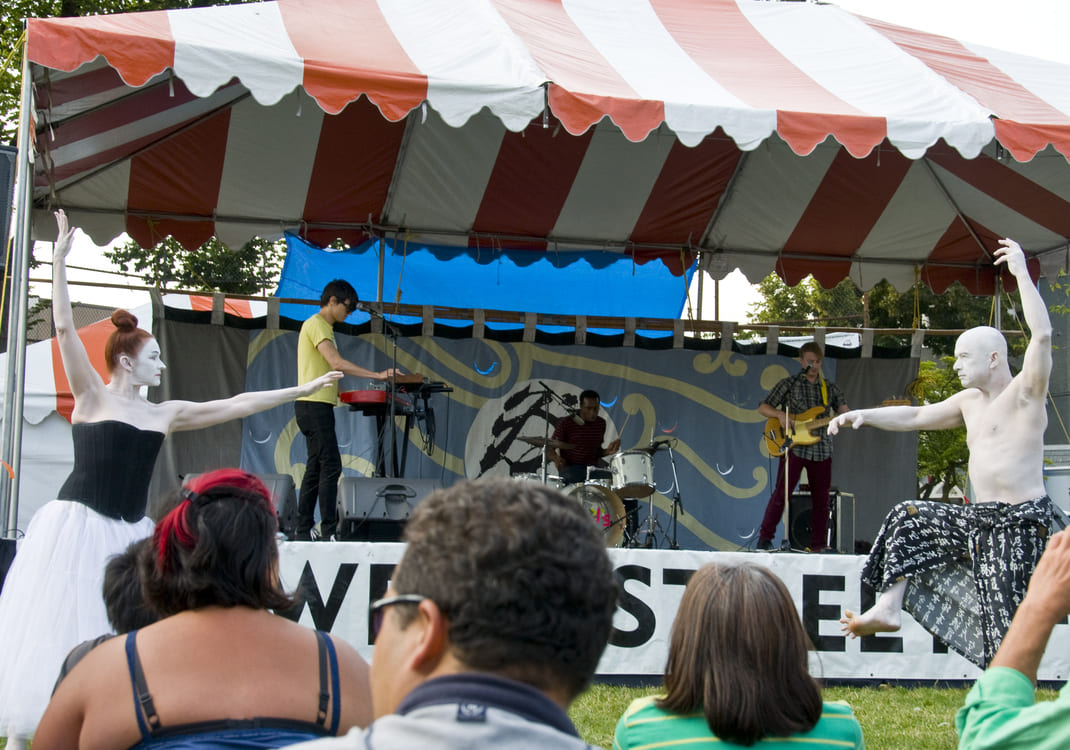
[368,594,427,642]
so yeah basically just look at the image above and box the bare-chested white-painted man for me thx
[828,238,1053,668]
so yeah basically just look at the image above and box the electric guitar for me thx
[764,398,912,456]
[764,406,834,456]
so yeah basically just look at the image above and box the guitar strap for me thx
[820,374,828,409]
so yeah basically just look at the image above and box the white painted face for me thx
[953,330,989,389]
[127,338,166,386]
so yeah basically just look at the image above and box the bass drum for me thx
[566,482,626,548]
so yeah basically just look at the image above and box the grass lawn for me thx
[2,683,1058,749]
[570,682,1060,749]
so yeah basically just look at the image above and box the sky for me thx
[33,0,1070,322]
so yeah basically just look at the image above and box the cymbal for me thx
[519,436,575,450]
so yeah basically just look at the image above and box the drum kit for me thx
[515,434,672,548]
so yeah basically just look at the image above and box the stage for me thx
[278,542,1070,684]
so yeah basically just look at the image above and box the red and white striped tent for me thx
[19,0,1070,295]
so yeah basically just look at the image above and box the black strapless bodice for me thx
[57,421,165,522]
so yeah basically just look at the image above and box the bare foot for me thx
[840,606,901,638]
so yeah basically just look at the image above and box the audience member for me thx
[614,563,864,749]
[52,538,157,693]
[956,530,1070,749]
[34,469,372,749]
[289,477,620,749]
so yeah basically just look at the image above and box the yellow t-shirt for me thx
[297,313,338,405]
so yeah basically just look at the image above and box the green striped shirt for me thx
[613,695,864,749]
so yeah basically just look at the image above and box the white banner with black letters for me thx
[278,543,1070,683]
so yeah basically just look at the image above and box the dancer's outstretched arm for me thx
[161,371,343,433]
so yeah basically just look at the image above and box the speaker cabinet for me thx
[181,472,298,536]
[789,491,854,552]
[258,474,298,537]
[337,477,442,541]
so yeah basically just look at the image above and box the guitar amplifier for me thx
[789,490,855,553]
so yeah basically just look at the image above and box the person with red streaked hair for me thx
[0,211,343,748]
[35,469,372,749]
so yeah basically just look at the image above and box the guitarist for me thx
[756,342,850,552]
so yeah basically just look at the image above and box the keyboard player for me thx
[294,280,400,541]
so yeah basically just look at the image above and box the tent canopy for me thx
[24,0,1070,293]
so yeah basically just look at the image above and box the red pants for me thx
[759,454,832,549]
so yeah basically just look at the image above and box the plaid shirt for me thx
[762,374,846,462]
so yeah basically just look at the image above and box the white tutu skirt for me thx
[0,500,153,739]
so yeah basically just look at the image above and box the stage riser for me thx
[276,543,1070,683]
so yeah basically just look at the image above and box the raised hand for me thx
[994,238,1028,279]
[53,209,76,263]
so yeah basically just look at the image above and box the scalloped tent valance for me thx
[24,0,1070,294]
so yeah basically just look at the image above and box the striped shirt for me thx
[552,415,607,467]
[613,695,864,750]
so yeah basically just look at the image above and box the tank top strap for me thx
[124,630,163,738]
[314,630,342,734]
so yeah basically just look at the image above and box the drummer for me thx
[547,387,619,471]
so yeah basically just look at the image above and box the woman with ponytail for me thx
[0,212,343,747]
[35,469,372,748]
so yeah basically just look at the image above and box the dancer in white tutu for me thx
[0,210,342,747]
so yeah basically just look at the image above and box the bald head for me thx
[957,326,1007,360]
[954,326,1009,389]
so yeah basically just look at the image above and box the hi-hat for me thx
[519,436,574,450]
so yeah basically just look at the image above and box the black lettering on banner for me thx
[277,561,357,631]
[662,568,695,589]
[858,584,903,653]
[610,565,656,649]
[367,563,397,644]
[802,574,846,652]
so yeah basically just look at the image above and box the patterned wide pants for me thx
[861,496,1052,668]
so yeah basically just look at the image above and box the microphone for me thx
[571,411,584,426]
[356,302,385,319]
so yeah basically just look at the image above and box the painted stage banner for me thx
[241,329,897,551]
[277,543,1070,683]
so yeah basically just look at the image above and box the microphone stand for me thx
[538,381,580,482]
[362,303,403,477]
[780,365,811,551]
[664,441,683,550]
[538,382,553,484]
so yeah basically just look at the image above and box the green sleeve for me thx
[956,667,1070,749]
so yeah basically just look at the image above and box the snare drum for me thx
[565,482,626,548]
[511,472,566,490]
[585,466,613,489]
[609,450,654,498]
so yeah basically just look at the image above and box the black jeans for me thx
[295,401,340,538]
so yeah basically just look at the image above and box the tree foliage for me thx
[911,358,969,501]
[748,274,1003,356]
[104,235,286,295]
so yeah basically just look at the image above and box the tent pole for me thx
[697,263,704,319]
[1,53,35,538]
